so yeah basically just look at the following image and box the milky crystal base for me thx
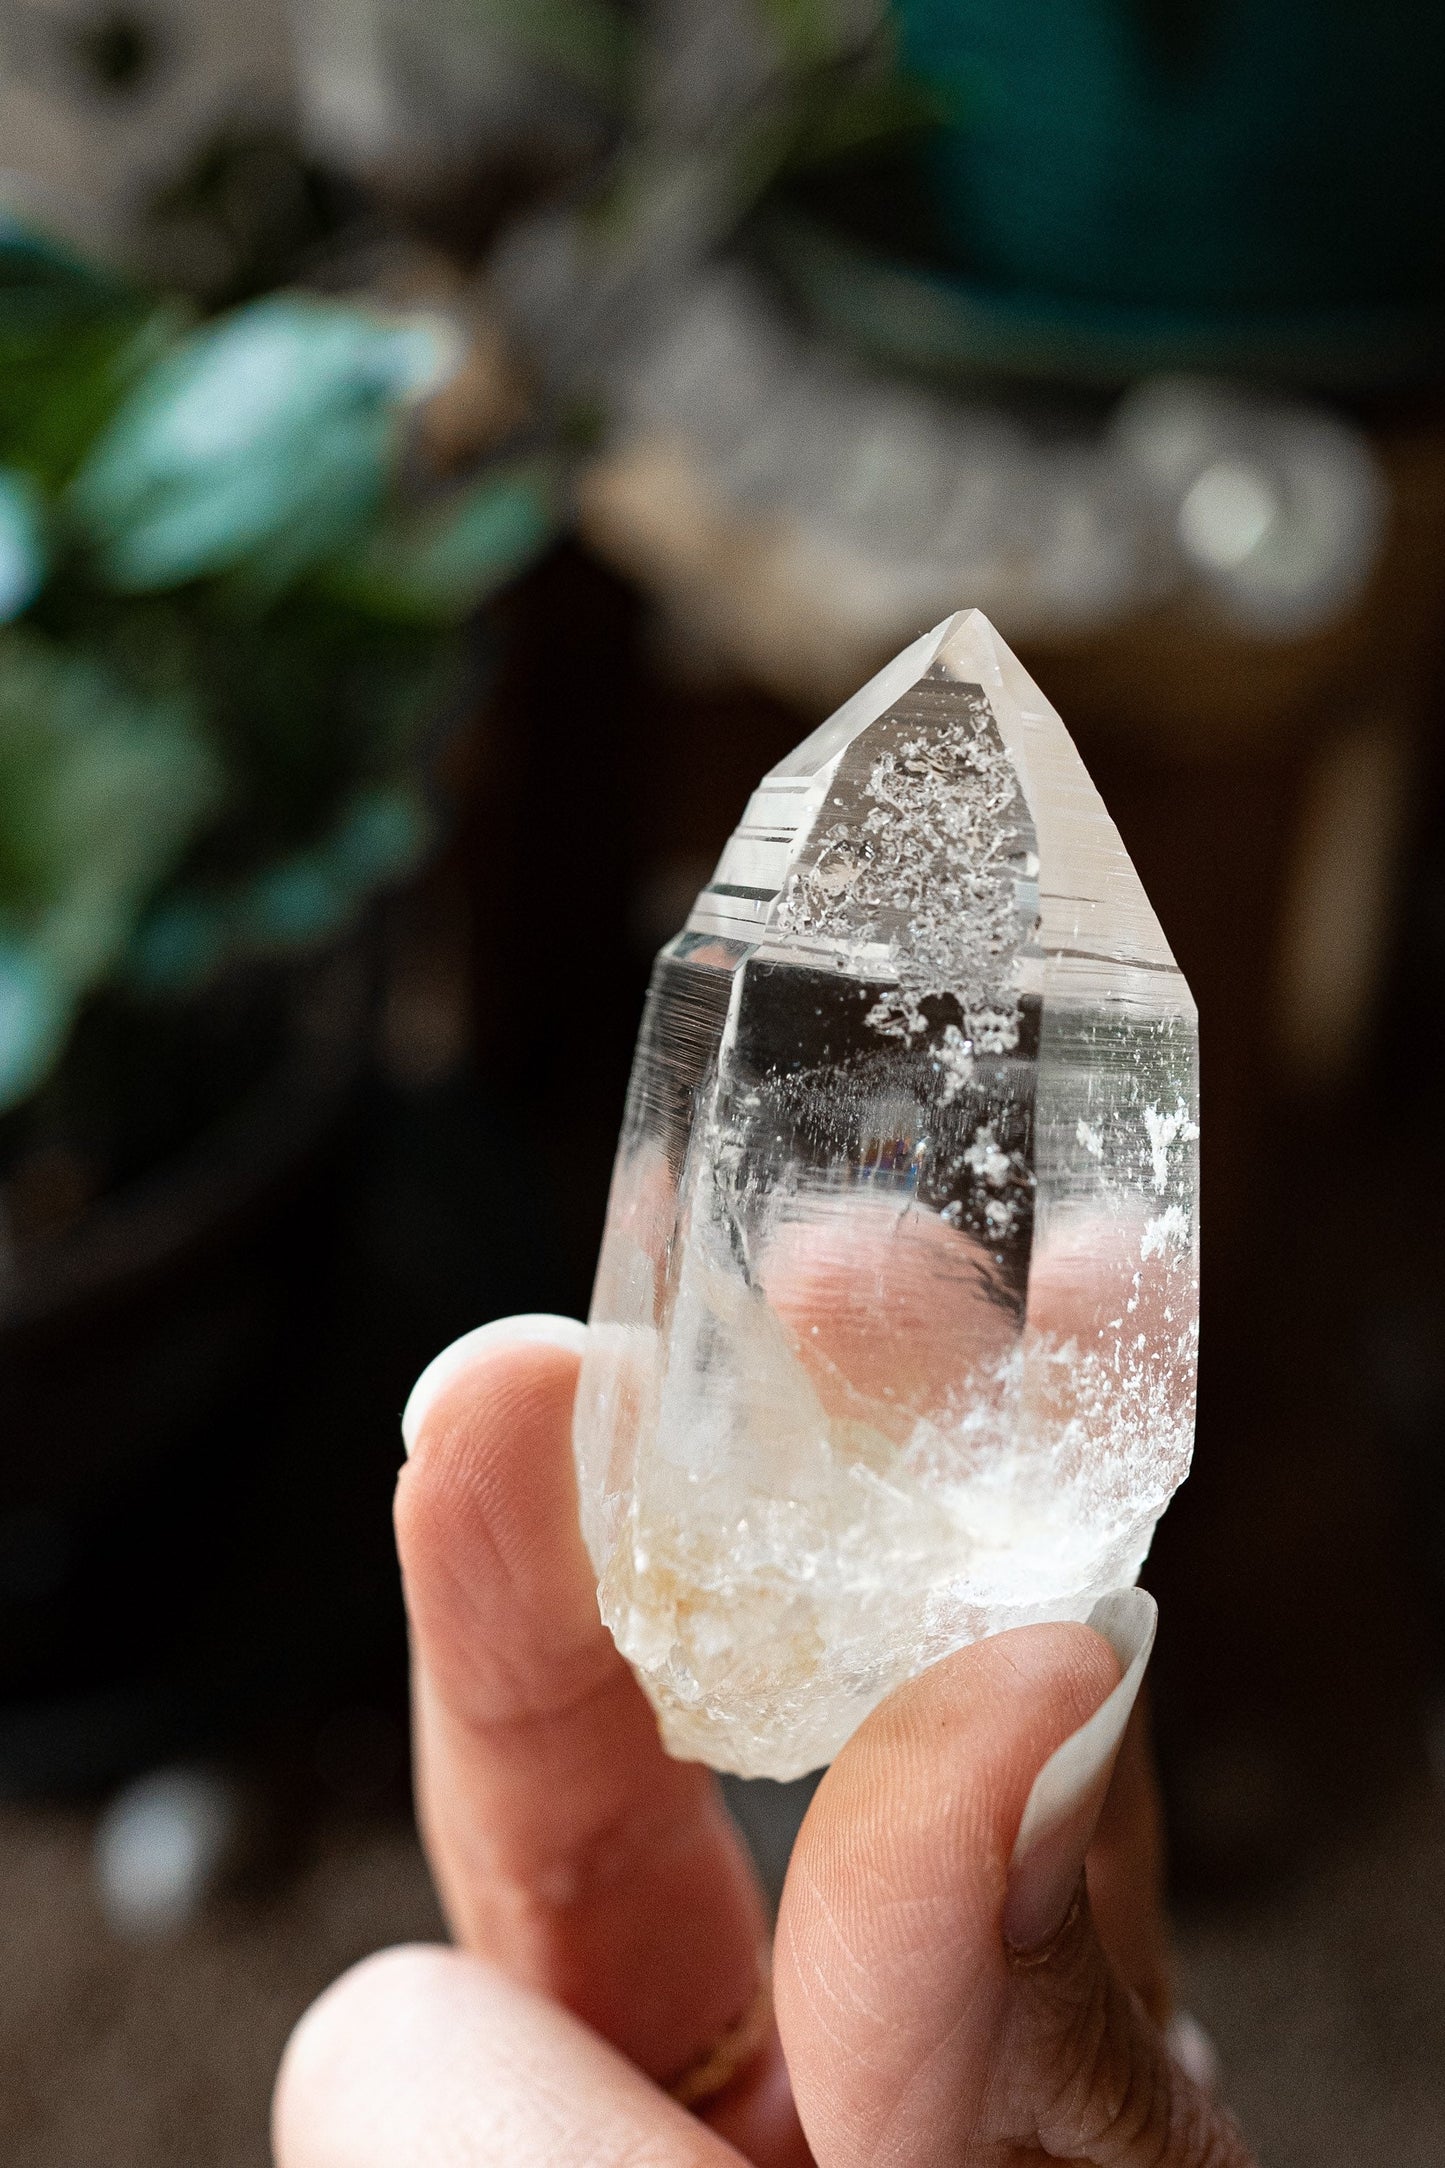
[575,612,1198,1780]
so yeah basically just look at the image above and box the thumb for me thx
[774,1593,1255,2167]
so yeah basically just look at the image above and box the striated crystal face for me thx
[575,611,1198,1780]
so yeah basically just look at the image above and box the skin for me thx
[273,1338,1257,2168]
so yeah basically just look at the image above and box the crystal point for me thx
[575,611,1198,1779]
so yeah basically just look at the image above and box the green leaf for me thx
[233,784,431,947]
[0,216,170,486]
[0,626,220,1100]
[126,893,228,993]
[322,463,557,622]
[327,785,430,884]
[0,305,185,492]
[70,296,456,592]
[0,468,46,620]
[129,783,432,988]
[0,943,69,1113]
[0,216,139,333]
[239,853,351,949]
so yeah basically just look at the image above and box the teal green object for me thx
[0,468,45,620]
[0,944,66,1110]
[0,216,135,332]
[241,855,350,949]
[127,789,433,991]
[0,628,217,1107]
[891,0,1445,376]
[325,461,557,623]
[70,296,451,591]
[127,895,228,993]
[327,787,429,883]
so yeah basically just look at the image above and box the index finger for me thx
[393,1319,775,2097]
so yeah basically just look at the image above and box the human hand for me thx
[273,1316,1255,2167]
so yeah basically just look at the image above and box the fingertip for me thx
[776,1621,1150,2168]
[394,1315,601,1713]
[401,1314,589,1455]
[276,1944,764,2168]
[274,1944,462,2165]
[824,1617,1125,1817]
[777,1620,1126,2016]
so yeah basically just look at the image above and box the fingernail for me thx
[1002,1586,1158,1951]
[401,1314,589,1455]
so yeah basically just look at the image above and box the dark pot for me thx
[0,945,373,1791]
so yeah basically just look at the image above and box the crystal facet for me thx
[575,611,1198,1780]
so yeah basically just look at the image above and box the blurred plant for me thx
[287,0,932,230]
[471,0,935,277]
[0,218,554,1113]
[581,0,933,220]
[475,0,943,447]
[471,0,1385,710]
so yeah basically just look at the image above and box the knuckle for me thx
[511,1776,706,1919]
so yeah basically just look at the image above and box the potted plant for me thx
[0,218,553,1782]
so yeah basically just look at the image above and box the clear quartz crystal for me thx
[574,611,1198,1780]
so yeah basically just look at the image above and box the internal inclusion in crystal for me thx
[575,610,1198,1781]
